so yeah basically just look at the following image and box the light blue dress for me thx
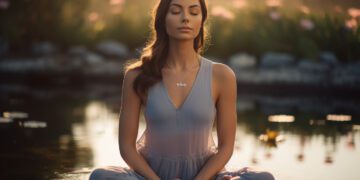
[89,57,275,180]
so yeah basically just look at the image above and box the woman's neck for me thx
[165,39,200,71]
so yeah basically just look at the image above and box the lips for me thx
[178,27,192,31]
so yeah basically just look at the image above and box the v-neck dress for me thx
[135,57,218,180]
[89,57,275,180]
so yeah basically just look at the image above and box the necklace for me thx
[165,56,201,88]
[176,82,187,87]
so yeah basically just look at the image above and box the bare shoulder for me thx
[209,60,237,102]
[123,68,141,86]
[122,68,143,103]
[212,61,236,83]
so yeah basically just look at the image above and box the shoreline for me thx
[1,72,359,98]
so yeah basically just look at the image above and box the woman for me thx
[89,0,275,179]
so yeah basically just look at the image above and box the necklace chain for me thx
[164,56,200,71]
[164,56,201,88]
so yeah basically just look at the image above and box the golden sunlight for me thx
[211,5,235,20]
[268,114,295,123]
[326,114,352,122]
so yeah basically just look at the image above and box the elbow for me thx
[218,144,234,159]
[119,145,126,159]
[119,146,126,159]
[119,143,135,160]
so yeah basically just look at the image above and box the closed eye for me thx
[190,7,200,16]
[169,3,200,16]
[170,6,181,14]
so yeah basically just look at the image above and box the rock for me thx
[67,46,104,66]
[257,68,302,83]
[234,67,328,85]
[95,40,128,58]
[332,62,360,86]
[260,52,295,68]
[0,57,59,72]
[319,51,338,66]
[234,68,299,84]
[68,46,90,57]
[31,41,57,56]
[83,52,104,65]
[228,53,257,69]
[84,61,123,75]
[297,59,329,73]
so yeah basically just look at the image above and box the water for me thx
[0,84,359,180]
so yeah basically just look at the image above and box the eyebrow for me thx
[170,3,200,9]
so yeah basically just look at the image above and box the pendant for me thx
[176,82,187,87]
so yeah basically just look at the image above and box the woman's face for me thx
[165,0,203,41]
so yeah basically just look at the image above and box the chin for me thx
[172,35,195,41]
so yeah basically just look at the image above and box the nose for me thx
[182,12,190,24]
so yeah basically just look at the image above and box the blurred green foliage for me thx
[208,7,360,62]
[0,0,359,61]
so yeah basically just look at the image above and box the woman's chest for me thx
[144,82,216,128]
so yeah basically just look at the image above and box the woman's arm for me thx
[118,69,160,180]
[195,64,237,180]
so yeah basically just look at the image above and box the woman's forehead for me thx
[170,0,200,7]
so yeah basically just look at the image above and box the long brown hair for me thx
[124,0,209,105]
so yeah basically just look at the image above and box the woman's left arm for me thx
[195,63,237,180]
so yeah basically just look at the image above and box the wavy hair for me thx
[123,0,209,105]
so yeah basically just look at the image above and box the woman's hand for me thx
[221,175,240,180]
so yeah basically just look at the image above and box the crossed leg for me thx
[214,167,275,180]
[89,166,275,180]
[89,166,145,180]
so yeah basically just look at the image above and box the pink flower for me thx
[109,0,125,6]
[211,6,235,20]
[269,10,281,21]
[0,0,9,10]
[266,0,282,8]
[233,0,248,9]
[300,18,315,30]
[348,8,360,18]
[88,12,99,22]
[345,18,358,30]
[299,5,310,14]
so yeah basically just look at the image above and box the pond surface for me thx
[0,83,359,180]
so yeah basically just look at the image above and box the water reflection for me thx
[354,125,360,130]
[326,114,352,122]
[3,111,29,119]
[268,115,295,123]
[21,121,47,128]
[0,85,359,179]
[78,101,123,167]
[309,119,326,126]
[0,117,12,123]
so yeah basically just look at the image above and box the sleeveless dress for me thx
[88,57,275,180]
[135,57,218,180]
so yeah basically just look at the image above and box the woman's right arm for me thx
[118,69,160,180]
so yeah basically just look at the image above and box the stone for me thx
[319,51,338,66]
[228,53,257,69]
[297,59,329,73]
[260,52,295,68]
[96,40,129,58]
[68,46,90,57]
